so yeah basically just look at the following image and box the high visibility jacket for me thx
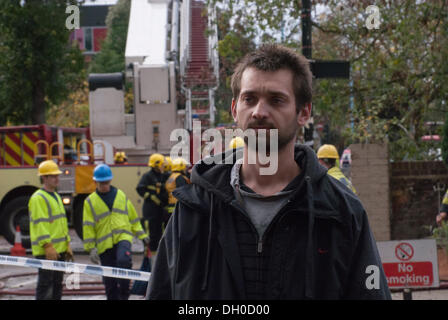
[82,188,147,255]
[165,172,190,214]
[328,166,357,194]
[441,190,448,213]
[28,189,70,257]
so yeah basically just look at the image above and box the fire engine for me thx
[0,124,148,248]
[0,0,220,248]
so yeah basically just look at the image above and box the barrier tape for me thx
[0,255,151,282]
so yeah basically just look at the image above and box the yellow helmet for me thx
[317,144,339,159]
[163,156,173,172]
[114,151,127,163]
[38,160,62,176]
[148,153,165,169]
[172,158,188,172]
[228,137,245,149]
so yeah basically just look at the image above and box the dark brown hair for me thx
[231,43,313,112]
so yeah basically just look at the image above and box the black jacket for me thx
[136,168,168,210]
[147,144,391,300]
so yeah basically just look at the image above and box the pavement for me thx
[2,233,448,300]
[0,231,147,300]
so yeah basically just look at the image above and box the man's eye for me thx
[272,97,285,104]
[243,96,254,103]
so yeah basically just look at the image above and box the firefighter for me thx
[114,151,128,164]
[136,153,168,257]
[228,136,245,149]
[317,144,357,194]
[28,160,73,300]
[82,164,148,300]
[164,158,191,222]
[227,137,245,165]
[162,156,172,181]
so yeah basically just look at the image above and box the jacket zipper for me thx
[231,198,292,297]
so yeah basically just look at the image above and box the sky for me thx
[82,0,119,5]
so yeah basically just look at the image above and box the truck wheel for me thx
[0,196,31,248]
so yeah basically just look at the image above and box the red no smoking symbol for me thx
[395,242,414,261]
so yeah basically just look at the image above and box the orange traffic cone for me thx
[10,226,26,256]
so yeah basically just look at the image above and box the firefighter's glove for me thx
[66,244,74,262]
[89,248,100,265]
[43,243,59,261]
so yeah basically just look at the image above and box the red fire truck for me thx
[0,124,94,248]
[0,124,148,248]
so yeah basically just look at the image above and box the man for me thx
[29,160,73,300]
[83,164,148,300]
[147,44,390,299]
[114,151,128,164]
[164,158,191,220]
[317,144,357,194]
[136,154,168,258]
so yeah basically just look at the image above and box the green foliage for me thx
[431,222,448,253]
[89,0,130,74]
[208,0,448,160]
[0,0,85,125]
[443,113,448,166]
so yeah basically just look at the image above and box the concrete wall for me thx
[350,143,391,241]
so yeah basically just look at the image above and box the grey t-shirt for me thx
[230,160,293,239]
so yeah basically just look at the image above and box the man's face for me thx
[231,67,310,151]
[97,181,111,193]
[42,175,59,191]
[318,159,330,169]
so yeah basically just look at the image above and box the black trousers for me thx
[35,253,66,300]
[143,202,166,252]
[100,240,133,300]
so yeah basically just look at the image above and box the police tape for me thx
[0,255,151,282]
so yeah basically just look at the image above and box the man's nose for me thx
[251,100,269,120]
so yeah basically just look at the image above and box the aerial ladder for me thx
[88,0,219,163]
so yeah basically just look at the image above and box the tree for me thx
[0,0,85,125]
[89,0,131,74]
[443,112,448,166]
[208,0,448,160]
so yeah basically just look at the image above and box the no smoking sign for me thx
[395,242,414,261]
[377,239,439,289]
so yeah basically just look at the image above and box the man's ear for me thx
[231,99,238,122]
[297,103,312,126]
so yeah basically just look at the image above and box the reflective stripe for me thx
[30,217,51,224]
[130,217,140,224]
[37,193,52,217]
[83,221,95,227]
[150,194,161,206]
[31,234,51,246]
[96,233,113,244]
[147,185,157,191]
[52,236,68,244]
[112,208,127,215]
[31,213,66,225]
[86,198,96,220]
[83,238,96,244]
[135,230,146,238]
[96,229,134,245]
[96,211,111,221]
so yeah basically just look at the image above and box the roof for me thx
[80,5,112,27]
